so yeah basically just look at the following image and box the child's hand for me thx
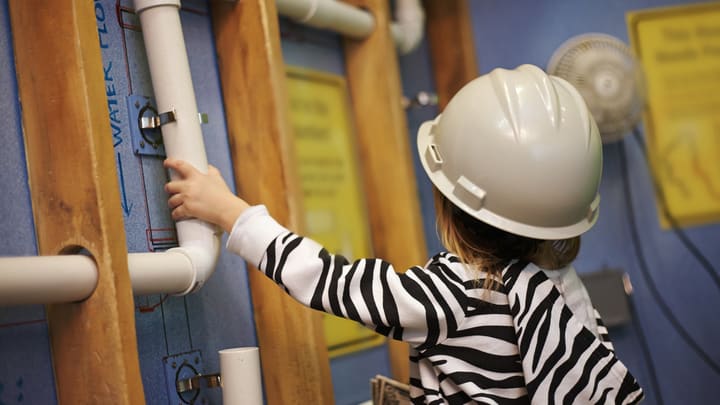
[164,159,249,233]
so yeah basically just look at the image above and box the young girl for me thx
[165,64,643,404]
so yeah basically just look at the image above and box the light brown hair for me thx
[433,187,580,290]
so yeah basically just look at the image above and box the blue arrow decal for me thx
[117,152,133,217]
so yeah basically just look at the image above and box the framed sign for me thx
[286,66,384,357]
[628,3,720,228]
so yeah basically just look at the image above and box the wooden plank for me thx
[8,1,145,404]
[424,0,479,109]
[210,1,335,404]
[342,0,429,384]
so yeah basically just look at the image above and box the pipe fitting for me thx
[170,219,222,295]
[391,0,425,55]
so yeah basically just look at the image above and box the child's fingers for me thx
[168,193,183,210]
[164,158,196,178]
[170,206,187,221]
[164,181,183,195]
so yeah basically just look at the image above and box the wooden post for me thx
[342,0,429,384]
[210,1,335,404]
[9,1,145,404]
[424,0,479,109]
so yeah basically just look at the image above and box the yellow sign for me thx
[286,66,384,357]
[628,3,720,228]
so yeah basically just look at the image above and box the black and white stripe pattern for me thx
[228,208,643,404]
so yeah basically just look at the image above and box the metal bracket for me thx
[163,350,209,404]
[140,109,177,129]
[176,373,222,393]
[127,95,209,158]
[140,111,209,128]
[127,95,166,157]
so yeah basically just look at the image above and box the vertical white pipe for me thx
[219,347,263,405]
[134,0,221,294]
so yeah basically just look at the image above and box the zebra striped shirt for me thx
[227,205,644,404]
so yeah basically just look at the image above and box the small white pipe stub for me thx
[219,347,263,405]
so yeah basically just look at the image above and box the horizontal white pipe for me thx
[128,251,194,296]
[276,0,374,39]
[0,256,98,306]
[276,0,425,55]
[219,347,263,405]
[0,251,200,306]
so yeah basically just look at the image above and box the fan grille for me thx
[548,33,644,143]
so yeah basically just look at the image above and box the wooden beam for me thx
[210,1,334,404]
[9,1,145,404]
[424,0,479,109]
[342,0,429,384]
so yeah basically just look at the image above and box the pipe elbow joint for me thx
[392,0,425,55]
[169,222,222,295]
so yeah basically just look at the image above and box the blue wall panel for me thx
[401,1,720,404]
[0,1,258,404]
[0,0,57,403]
[94,1,258,403]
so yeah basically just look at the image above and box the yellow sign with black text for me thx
[628,3,720,228]
[286,66,383,357]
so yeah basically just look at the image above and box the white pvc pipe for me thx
[390,0,425,55]
[0,0,222,307]
[128,251,194,296]
[0,256,98,306]
[276,0,425,55]
[0,251,197,305]
[219,347,263,405]
[276,0,374,39]
[134,0,221,295]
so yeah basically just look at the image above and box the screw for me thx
[194,357,199,364]
[140,140,145,148]
[172,361,177,369]
[135,101,140,108]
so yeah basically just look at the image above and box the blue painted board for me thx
[94,1,258,403]
[0,0,56,403]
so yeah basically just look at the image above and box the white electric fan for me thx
[547,33,645,143]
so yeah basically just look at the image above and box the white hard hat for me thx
[417,64,602,240]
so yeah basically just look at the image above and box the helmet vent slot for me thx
[453,176,486,211]
[425,143,444,171]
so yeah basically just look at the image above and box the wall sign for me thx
[286,66,383,357]
[628,2,720,228]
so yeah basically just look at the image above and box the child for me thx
[165,64,643,404]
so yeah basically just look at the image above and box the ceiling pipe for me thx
[0,0,219,306]
[276,0,425,55]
